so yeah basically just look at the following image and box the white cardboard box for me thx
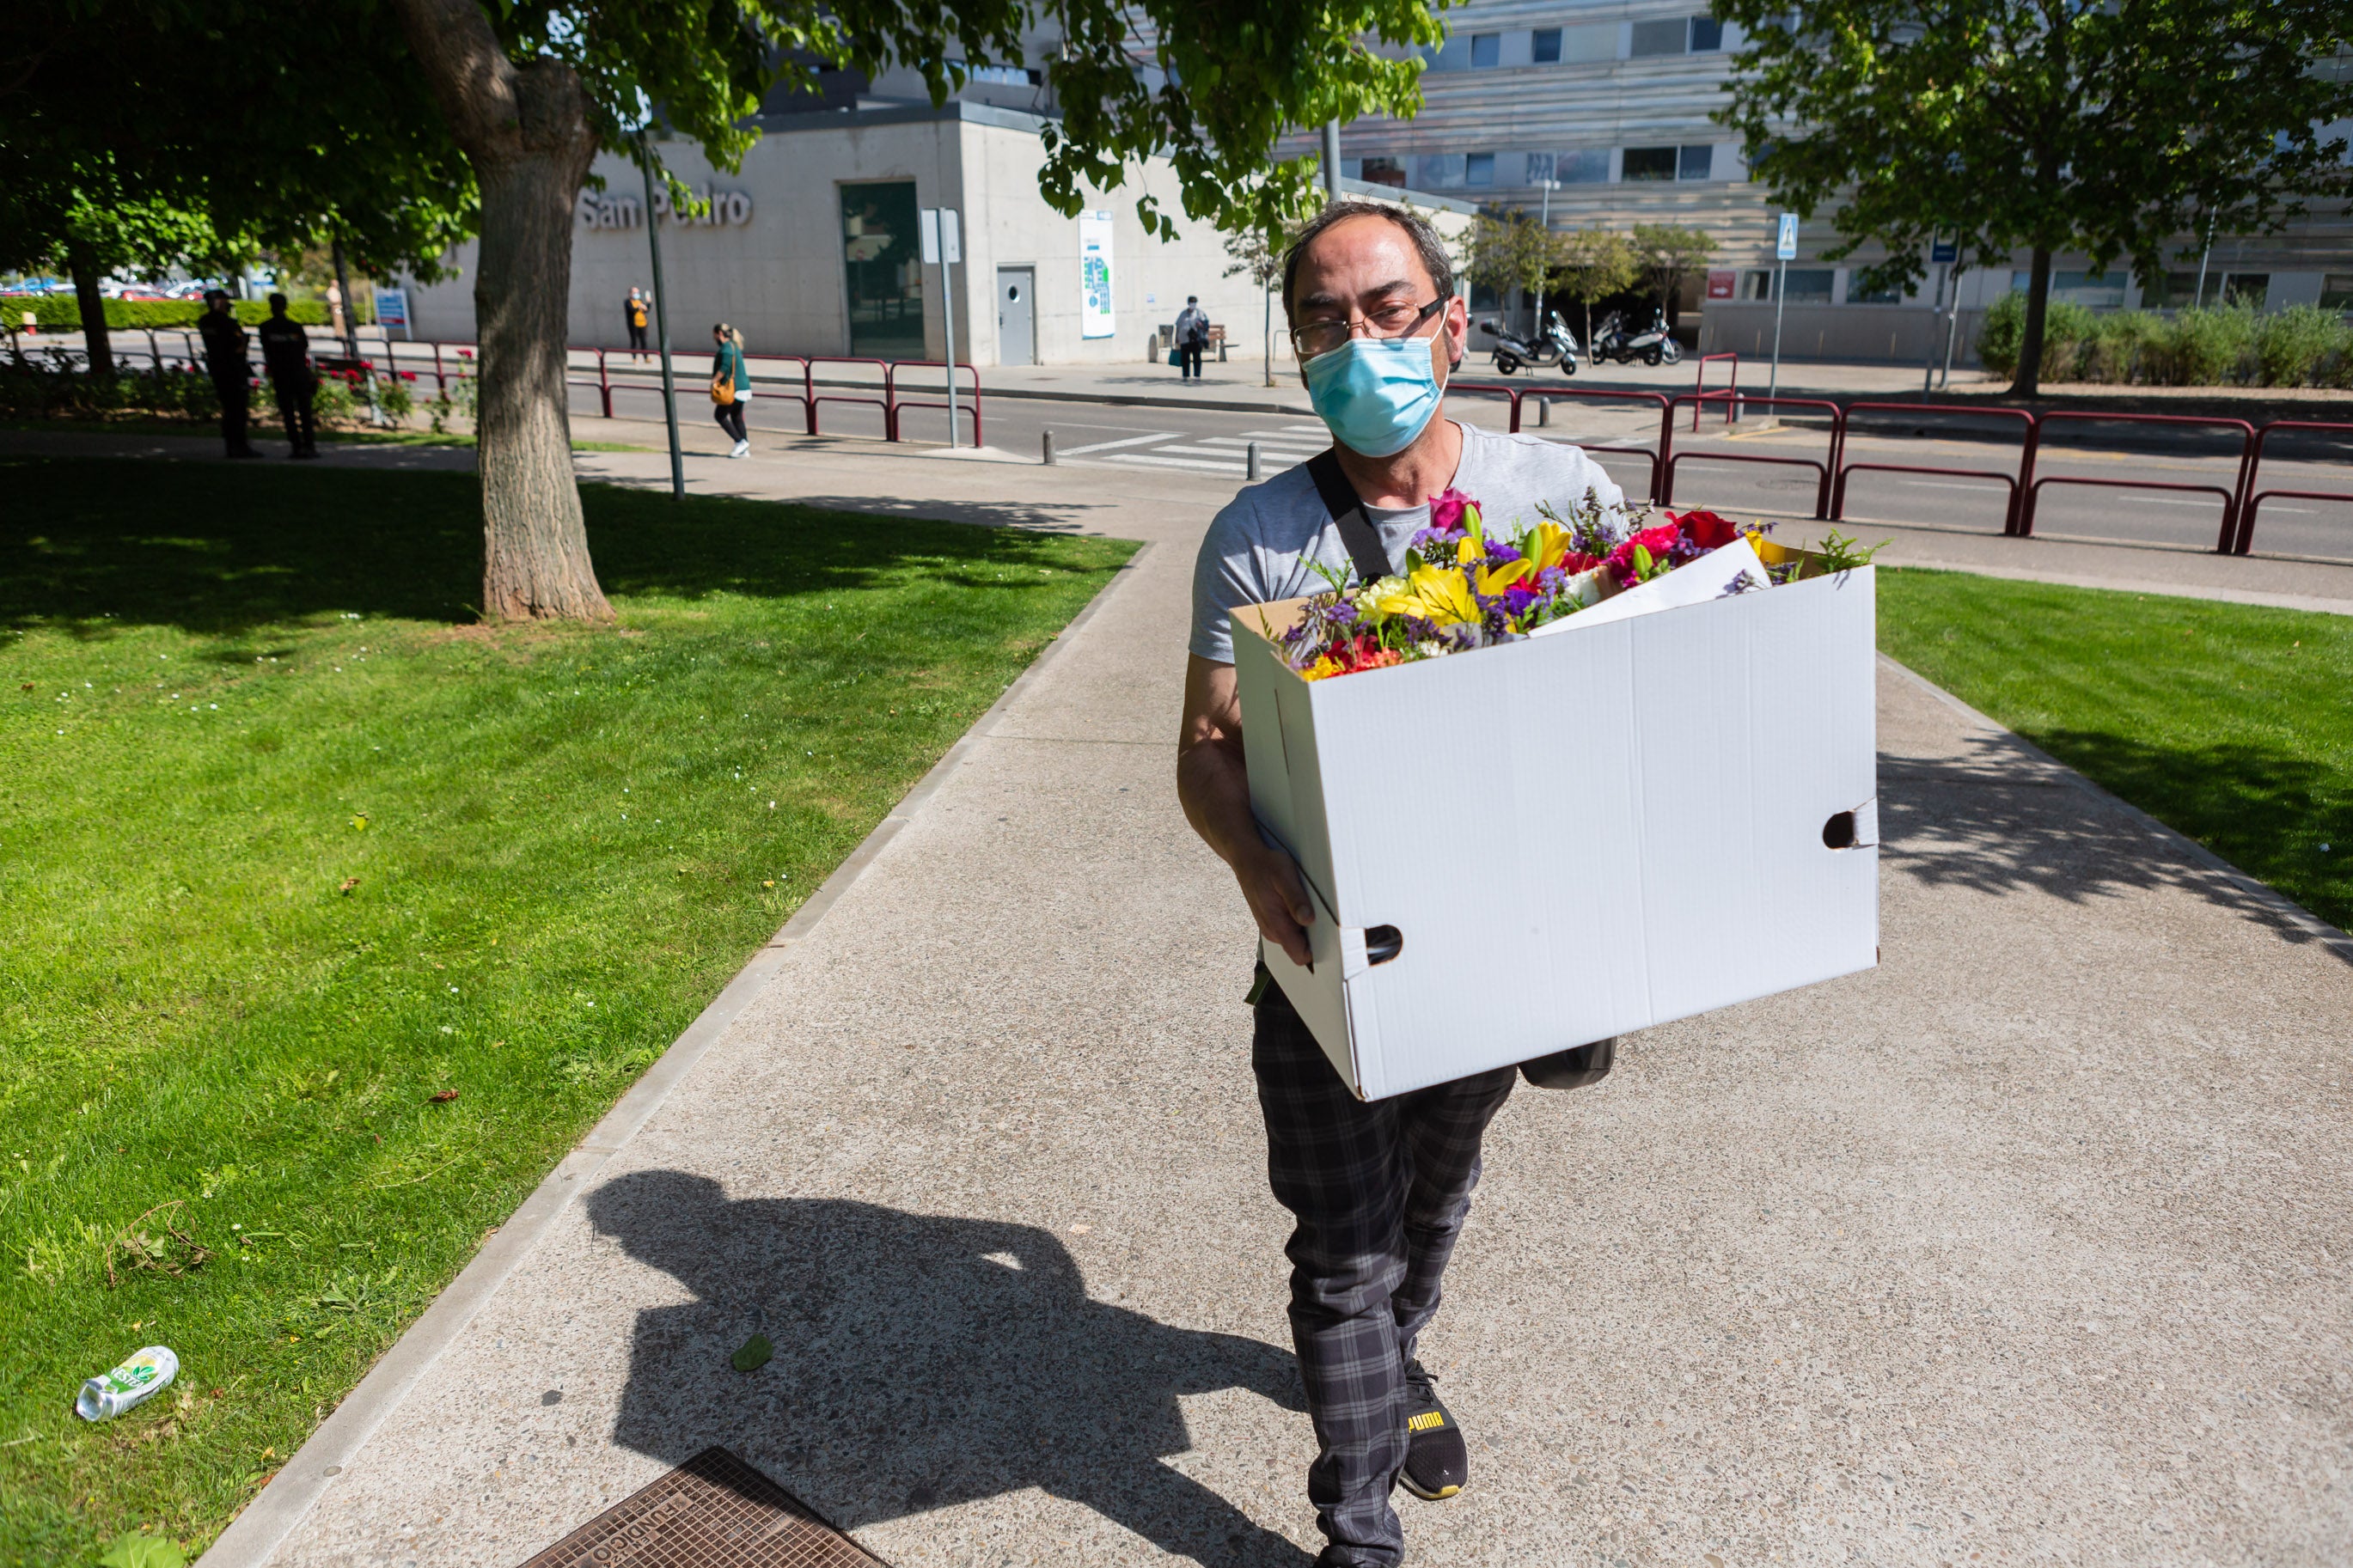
[1232,564,1879,1101]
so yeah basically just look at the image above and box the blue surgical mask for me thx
[1303,328,1452,458]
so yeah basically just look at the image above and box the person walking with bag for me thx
[1173,295,1210,381]
[255,292,320,459]
[1176,202,1627,1568]
[710,322,751,458]
[626,288,651,361]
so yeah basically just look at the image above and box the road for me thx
[567,374,2353,564]
[58,329,2350,561]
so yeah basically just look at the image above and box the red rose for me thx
[1671,509,1740,549]
[1428,488,1472,532]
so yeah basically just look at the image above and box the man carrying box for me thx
[1175,200,1628,1565]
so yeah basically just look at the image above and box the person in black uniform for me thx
[255,293,319,459]
[195,290,261,459]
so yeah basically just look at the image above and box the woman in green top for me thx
[711,323,751,458]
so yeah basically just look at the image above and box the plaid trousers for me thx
[1253,978,1518,1566]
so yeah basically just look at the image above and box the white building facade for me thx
[1291,0,2352,361]
[402,100,1470,369]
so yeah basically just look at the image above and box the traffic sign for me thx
[1775,213,1800,261]
[919,207,961,265]
[1931,235,1958,264]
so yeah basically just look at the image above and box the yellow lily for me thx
[1521,521,1578,575]
[1473,557,1531,595]
[1370,564,1482,626]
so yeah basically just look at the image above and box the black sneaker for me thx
[1397,1358,1467,1500]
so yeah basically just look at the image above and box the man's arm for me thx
[1176,653,1315,967]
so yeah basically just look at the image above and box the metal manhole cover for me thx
[517,1446,886,1567]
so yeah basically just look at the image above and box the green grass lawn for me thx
[1879,568,2353,933]
[0,457,1134,1566]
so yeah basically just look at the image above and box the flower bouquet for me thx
[1271,488,1867,681]
[1228,487,1883,1101]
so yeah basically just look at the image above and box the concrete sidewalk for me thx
[163,439,2353,1568]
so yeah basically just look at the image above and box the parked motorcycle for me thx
[1586,309,1632,364]
[1476,311,1580,376]
[1589,308,1685,366]
[1628,306,1684,366]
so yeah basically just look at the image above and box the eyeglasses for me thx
[1290,296,1446,363]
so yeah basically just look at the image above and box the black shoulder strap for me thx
[1305,449,1397,585]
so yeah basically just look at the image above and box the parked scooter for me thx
[1588,307,1685,366]
[1626,306,1684,366]
[1586,309,1632,364]
[1476,311,1580,376]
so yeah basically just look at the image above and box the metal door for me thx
[996,267,1036,366]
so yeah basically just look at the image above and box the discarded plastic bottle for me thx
[76,1345,178,1422]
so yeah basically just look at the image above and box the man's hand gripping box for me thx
[1232,564,1879,1101]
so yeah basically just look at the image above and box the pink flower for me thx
[1427,488,1472,532]
[1605,524,1685,587]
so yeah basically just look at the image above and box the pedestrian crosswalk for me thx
[1085,424,1332,478]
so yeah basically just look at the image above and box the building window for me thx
[1360,156,1408,188]
[2322,274,2353,309]
[1741,270,1773,300]
[839,180,925,358]
[1559,149,1611,183]
[1470,32,1501,68]
[1415,153,1468,190]
[1525,152,1556,184]
[1689,16,1724,50]
[1678,144,1714,180]
[1782,268,1836,302]
[1465,152,1495,187]
[1621,146,1679,181]
[952,61,1041,87]
[1629,19,1687,56]
[2011,269,2130,308]
[1846,272,1903,304]
[1531,27,1562,63]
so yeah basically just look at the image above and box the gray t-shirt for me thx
[1189,420,1629,662]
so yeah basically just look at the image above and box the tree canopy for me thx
[1713,0,2353,394]
[1463,210,1561,323]
[14,0,1455,617]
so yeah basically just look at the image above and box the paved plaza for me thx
[11,430,2348,1565]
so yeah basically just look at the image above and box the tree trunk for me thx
[390,0,612,623]
[2009,245,2052,400]
[66,233,113,375]
[473,141,611,619]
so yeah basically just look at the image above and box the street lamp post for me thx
[639,131,685,500]
[1536,178,1559,335]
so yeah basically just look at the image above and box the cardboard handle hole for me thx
[1822,810,1857,850]
[1365,925,1404,965]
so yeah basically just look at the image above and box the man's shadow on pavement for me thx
[585,1170,1316,1567]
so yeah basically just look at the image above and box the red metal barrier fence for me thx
[884,361,984,444]
[1445,380,1525,435]
[1664,394,1843,517]
[2234,420,2353,553]
[72,328,2353,550]
[1832,403,2036,534]
[1692,353,1739,429]
[2018,411,2256,549]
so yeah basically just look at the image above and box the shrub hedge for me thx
[0,351,425,426]
[1,294,371,331]
[1976,290,2353,387]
